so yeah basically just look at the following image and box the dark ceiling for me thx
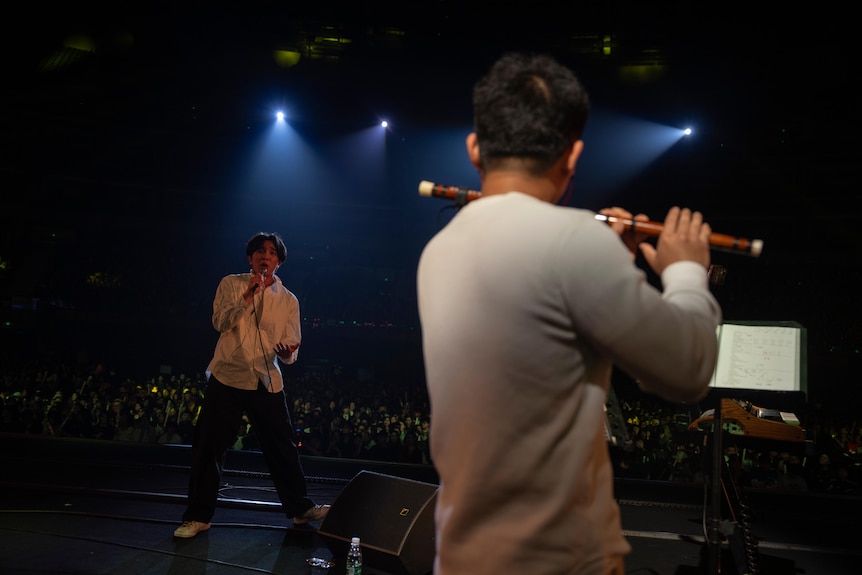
[14,2,854,136]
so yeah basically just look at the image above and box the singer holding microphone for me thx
[174,232,329,539]
[416,53,722,575]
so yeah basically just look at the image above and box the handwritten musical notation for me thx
[711,324,802,392]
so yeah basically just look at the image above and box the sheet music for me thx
[710,324,801,392]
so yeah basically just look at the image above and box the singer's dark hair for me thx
[472,52,590,176]
[246,232,287,263]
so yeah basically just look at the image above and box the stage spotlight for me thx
[275,111,285,122]
[571,111,701,204]
[381,120,389,128]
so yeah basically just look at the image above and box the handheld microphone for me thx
[251,267,268,292]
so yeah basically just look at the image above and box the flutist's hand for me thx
[599,206,649,259]
[639,206,711,276]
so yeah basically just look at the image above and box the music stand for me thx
[701,320,807,575]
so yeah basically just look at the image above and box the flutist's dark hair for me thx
[472,52,590,176]
[246,232,287,263]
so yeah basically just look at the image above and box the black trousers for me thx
[182,376,314,523]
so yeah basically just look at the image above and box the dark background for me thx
[2,2,858,409]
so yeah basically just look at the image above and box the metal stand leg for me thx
[707,401,723,575]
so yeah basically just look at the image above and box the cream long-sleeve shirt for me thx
[206,273,300,393]
[417,192,721,575]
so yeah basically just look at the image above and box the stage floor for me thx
[1,434,859,574]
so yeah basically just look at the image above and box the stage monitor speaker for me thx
[318,470,438,575]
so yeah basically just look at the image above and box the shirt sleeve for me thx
[211,276,251,333]
[661,261,722,321]
[562,223,722,403]
[276,286,302,365]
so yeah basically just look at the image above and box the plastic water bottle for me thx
[346,536,363,575]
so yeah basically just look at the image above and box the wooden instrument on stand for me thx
[688,398,805,443]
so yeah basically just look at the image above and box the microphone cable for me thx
[250,278,274,392]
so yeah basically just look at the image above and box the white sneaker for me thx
[174,520,211,538]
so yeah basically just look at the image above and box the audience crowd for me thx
[1,359,860,496]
